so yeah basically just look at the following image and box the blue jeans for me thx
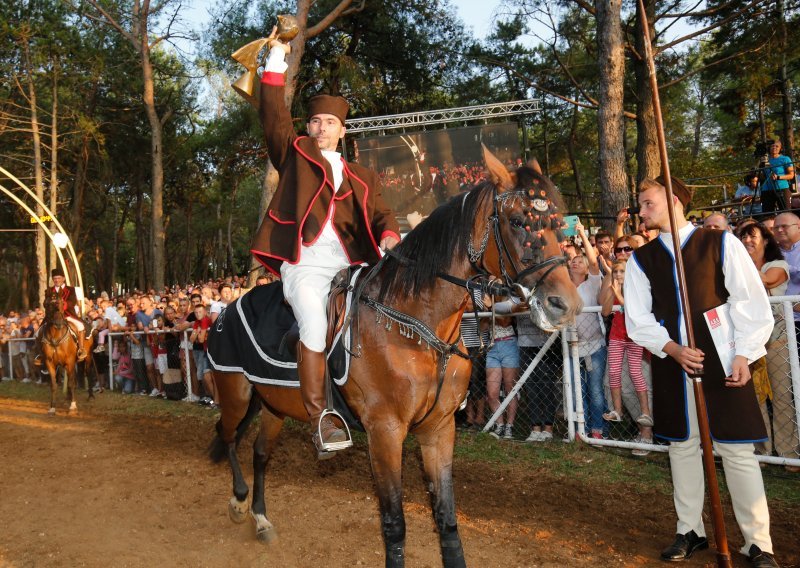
[115,375,135,394]
[576,346,608,434]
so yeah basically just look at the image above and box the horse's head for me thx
[44,289,63,321]
[476,146,583,330]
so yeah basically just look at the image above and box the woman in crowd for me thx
[486,309,519,440]
[570,222,608,439]
[735,221,800,470]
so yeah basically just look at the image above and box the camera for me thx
[753,139,775,159]
[627,206,640,216]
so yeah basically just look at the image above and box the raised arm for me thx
[259,28,297,171]
[576,221,599,275]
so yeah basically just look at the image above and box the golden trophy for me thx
[231,15,300,109]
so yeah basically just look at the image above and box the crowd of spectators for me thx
[0,273,278,409]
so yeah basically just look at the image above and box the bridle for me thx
[465,185,567,299]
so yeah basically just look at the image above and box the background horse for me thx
[41,289,93,413]
[208,148,582,567]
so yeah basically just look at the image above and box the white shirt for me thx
[574,272,605,357]
[624,224,773,363]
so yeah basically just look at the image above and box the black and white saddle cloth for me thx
[207,270,362,389]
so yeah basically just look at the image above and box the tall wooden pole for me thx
[636,2,732,566]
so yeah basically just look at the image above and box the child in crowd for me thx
[189,304,217,407]
[113,340,135,394]
[600,259,654,451]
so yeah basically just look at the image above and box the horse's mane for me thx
[376,165,564,302]
[377,182,493,302]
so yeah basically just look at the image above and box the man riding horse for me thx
[251,28,400,456]
[34,267,89,365]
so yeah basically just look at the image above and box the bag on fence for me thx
[162,368,186,400]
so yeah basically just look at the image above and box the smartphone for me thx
[562,215,580,237]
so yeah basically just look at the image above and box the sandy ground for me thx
[0,395,797,567]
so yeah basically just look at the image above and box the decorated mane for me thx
[377,165,565,302]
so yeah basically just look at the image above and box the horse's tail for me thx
[207,391,261,464]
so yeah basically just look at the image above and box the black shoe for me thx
[748,545,779,568]
[660,531,709,562]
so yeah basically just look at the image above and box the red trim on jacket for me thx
[342,161,383,255]
[291,137,339,250]
[260,71,285,86]
[267,210,296,225]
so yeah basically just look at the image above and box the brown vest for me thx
[633,228,767,442]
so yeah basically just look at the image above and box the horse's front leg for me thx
[250,408,283,543]
[368,422,407,568]
[66,362,77,412]
[417,419,466,568]
[44,359,58,414]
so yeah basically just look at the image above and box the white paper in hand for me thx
[704,304,735,377]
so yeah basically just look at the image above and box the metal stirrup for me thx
[316,357,353,453]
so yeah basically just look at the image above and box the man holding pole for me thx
[624,176,779,568]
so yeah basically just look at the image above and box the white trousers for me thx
[66,315,85,332]
[669,377,772,554]
[280,238,350,352]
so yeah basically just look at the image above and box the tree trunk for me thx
[777,0,793,155]
[140,42,166,291]
[633,0,660,181]
[135,186,146,290]
[227,179,239,275]
[567,105,585,209]
[22,37,48,306]
[595,0,629,232]
[71,81,97,244]
[49,65,59,279]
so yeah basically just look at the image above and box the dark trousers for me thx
[760,190,785,213]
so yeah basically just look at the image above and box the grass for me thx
[3,379,799,506]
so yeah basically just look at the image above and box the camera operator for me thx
[758,138,794,213]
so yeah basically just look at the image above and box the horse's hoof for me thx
[252,513,277,544]
[69,402,77,412]
[228,497,248,524]
[48,407,56,415]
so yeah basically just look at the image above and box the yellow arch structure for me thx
[0,166,83,296]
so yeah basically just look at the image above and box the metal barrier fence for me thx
[3,300,799,467]
[1,337,36,382]
[467,296,800,467]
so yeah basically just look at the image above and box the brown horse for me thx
[208,148,583,567]
[41,289,93,414]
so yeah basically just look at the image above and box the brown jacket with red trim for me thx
[50,285,80,319]
[251,73,400,275]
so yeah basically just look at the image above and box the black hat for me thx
[51,267,65,278]
[307,95,349,125]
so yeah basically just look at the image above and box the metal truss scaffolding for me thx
[346,98,543,134]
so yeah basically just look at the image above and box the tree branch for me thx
[79,0,136,45]
[656,0,766,52]
[660,41,769,88]
[307,0,354,38]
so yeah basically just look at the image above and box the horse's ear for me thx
[482,144,515,190]
[527,157,543,175]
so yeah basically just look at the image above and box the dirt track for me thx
[0,394,797,567]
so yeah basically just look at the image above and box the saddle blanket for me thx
[207,276,358,389]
